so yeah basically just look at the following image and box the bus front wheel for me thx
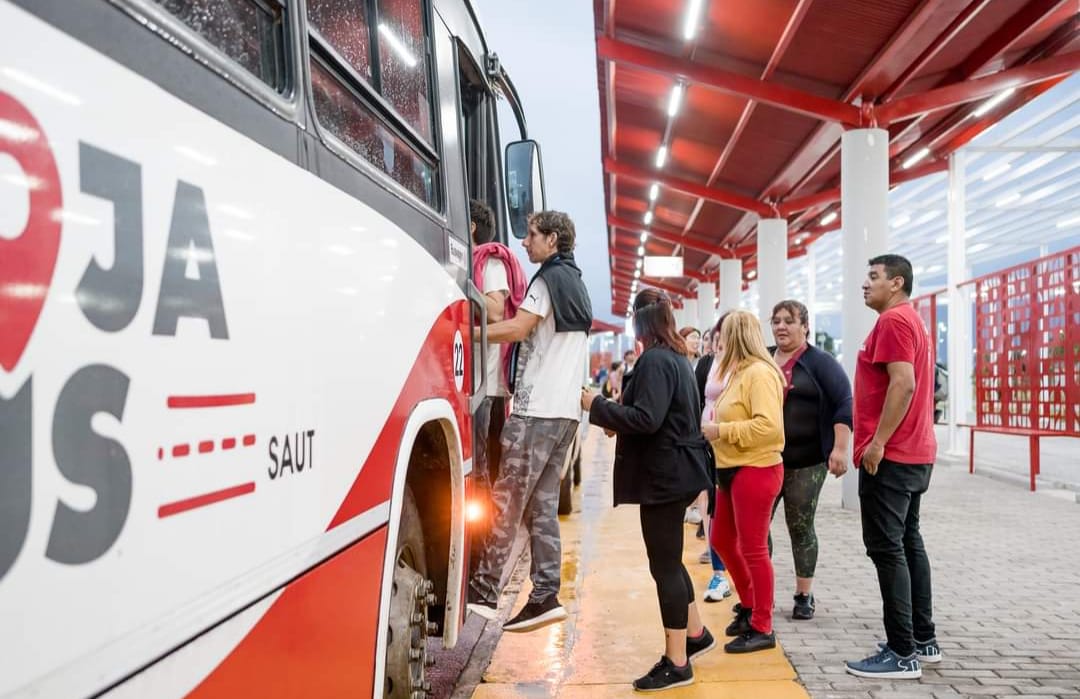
[385,486,434,699]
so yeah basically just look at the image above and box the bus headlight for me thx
[465,499,485,523]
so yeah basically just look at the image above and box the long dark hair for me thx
[633,289,687,356]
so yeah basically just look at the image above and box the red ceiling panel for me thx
[595,0,1079,314]
[777,0,922,90]
[697,0,803,66]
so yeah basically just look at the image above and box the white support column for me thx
[757,218,788,343]
[681,297,699,331]
[806,244,817,344]
[697,279,717,332]
[718,258,743,313]
[840,128,889,511]
[946,152,970,455]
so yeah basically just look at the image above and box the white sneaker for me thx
[684,507,703,525]
[703,573,731,602]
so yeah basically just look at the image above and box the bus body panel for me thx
[0,1,478,696]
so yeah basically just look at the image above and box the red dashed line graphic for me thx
[158,482,256,518]
[158,435,258,460]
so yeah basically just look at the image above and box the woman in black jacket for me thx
[581,289,715,692]
[768,299,852,621]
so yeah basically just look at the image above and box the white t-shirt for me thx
[512,277,589,420]
[482,257,510,397]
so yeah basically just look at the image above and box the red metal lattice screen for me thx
[963,246,1080,436]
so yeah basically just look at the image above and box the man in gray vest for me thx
[467,210,592,633]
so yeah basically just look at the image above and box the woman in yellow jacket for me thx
[702,310,786,654]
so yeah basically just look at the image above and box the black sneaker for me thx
[725,605,752,637]
[792,593,815,620]
[502,596,567,633]
[466,586,497,620]
[724,629,776,654]
[632,656,694,692]
[686,627,716,660]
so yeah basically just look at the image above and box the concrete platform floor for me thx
[459,427,808,699]
[450,423,1080,699]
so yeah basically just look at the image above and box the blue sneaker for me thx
[703,573,731,602]
[877,638,942,663]
[845,646,922,679]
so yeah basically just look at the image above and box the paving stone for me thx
[769,455,1080,699]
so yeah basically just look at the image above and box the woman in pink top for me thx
[698,313,732,602]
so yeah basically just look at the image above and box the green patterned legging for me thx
[768,463,828,579]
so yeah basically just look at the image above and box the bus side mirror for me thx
[504,139,545,239]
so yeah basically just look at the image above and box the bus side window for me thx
[306,0,441,210]
[154,0,289,92]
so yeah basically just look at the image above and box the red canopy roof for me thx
[594,0,1080,314]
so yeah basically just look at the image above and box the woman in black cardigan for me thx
[581,289,715,692]
[768,299,852,621]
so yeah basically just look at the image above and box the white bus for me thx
[0,0,545,696]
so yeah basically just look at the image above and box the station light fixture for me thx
[636,258,643,269]
[643,210,654,225]
[969,242,990,253]
[972,88,1016,118]
[682,0,705,40]
[914,209,941,226]
[667,83,684,117]
[891,213,911,228]
[995,192,1020,207]
[747,270,757,279]
[639,231,648,243]
[637,245,645,256]
[1015,152,1062,177]
[820,211,838,226]
[656,144,668,169]
[1057,214,1080,229]
[649,182,659,201]
[981,162,1011,181]
[634,269,641,278]
[902,147,930,169]
[1024,185,1055,203]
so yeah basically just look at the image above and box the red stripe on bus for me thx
[222,437,237,450]
[198,440,215,454]
[158,483,256,518]
[172,444,191,458]
[242,434,256,447]
[167,393,256,409]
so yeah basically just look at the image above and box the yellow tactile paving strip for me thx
[477,428,809,699]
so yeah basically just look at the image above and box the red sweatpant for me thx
[710,464,784,633]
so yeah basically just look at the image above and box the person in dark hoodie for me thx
[581,289,716,692]
[467,210,592,633]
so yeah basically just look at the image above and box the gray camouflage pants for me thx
[470,414,577,605]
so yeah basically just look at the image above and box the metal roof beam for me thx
[778,160,949,216]
[611,269,693,297]
[605,157,772,216]
[595,36,862,126]
[608,214,734,257]
[878,51,1080,124]
[885,2,1077,157]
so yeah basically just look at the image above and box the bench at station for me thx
[960,424,1062,492]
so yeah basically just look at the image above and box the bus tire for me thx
[385,485,433,699]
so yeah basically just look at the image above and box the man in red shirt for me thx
[846,254,940,681]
